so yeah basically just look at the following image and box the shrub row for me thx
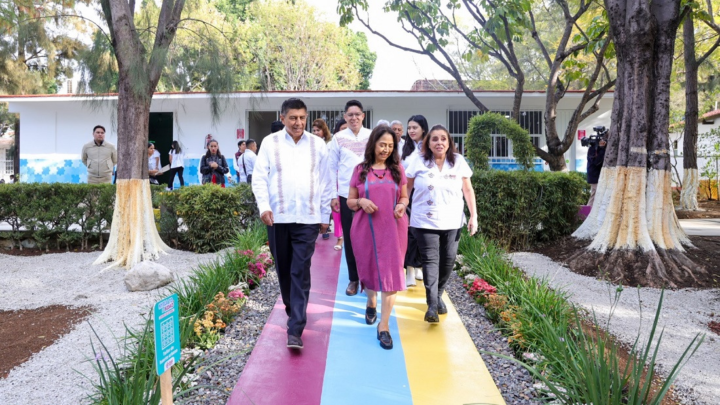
[473,170,589,249]
[0,183,258,253]
[457,233,703,404]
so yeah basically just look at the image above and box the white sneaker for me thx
[406,267,417,287]
[415,269,423,280]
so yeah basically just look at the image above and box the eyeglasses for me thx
[345,113,363,118]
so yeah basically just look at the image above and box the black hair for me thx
[205,139,222,158]
[344,99,363,112]
[271,120,284,133]
[333,118,347,134]
[246,139,257,147]
[93,125,105,133]
[358,125,402,184]
[280,98,307,116]
[401,115,429,160]
[171,140,182,154]
[147,142,154,149]
[422,124,456,167]
[237,140,246,147]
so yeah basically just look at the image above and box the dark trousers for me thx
[404,201,422,268]
[339,196,359,282]
[413,227,461,308]
[267,223,319,337]
[168,167,184,188]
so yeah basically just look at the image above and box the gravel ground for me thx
[0,249,218,405]
[511,252,720,405]
[179,270,279,404]
[445,271,539,404]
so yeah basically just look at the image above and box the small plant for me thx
[465,277,497,304]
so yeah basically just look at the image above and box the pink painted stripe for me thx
[227,235,342,405]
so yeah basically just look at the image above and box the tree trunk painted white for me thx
[94,179,169,268]
[680,168,700,210]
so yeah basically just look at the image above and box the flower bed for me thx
[85,221,270,404]
[457,233,704,404]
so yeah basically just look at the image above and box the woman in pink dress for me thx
[347,125,409,350]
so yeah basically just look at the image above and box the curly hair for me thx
[358,125,402,184]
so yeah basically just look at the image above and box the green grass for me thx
[458,233,705,404]
[84,220,269,405]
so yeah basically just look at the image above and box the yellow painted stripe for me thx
[395,282,507,405]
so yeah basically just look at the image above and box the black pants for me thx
[412,227,461,308]
[267,223,318,337]
[339,196,358,282]
[168,167,184,188]
[403,198,422,268]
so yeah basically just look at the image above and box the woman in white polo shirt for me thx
[405,124,478,323]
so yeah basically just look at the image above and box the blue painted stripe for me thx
[320,249,413,405]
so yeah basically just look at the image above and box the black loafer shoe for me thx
[437,299,448,315]
[365,306,377,325]
[377,328,393,350]
[287,335,303,349]
[345,281,359,296]
[424,307,440,323]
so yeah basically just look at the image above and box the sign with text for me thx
[577,129,586,140]
[154,294,181,376]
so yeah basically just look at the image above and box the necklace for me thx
[370,166,387,179]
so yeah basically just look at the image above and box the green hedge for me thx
[466,112,536,170]
[0,183,257,253]
[473,170,587,249]
[156,184,258,253]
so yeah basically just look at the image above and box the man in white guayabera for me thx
[252,98,332,350]
[327,100,372,297]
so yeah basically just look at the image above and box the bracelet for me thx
[356,198,362,210]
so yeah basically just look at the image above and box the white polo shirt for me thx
[405,153,473,230]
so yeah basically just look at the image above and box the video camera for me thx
[580,126,608,147]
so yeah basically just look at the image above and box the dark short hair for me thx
[333,118,347,134]
[422,124,456,167]
[344,100,363,112]
[246,139,257,147]
[93,125,105,133]
[237,140,246,147]
[280,98,307,116]
[271,120,284,133]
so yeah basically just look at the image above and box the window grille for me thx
[448,110,542,157]
[304,110,373,134]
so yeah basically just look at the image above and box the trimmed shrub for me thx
[473,170,587,249]
[466,112,535,170]
[156,184,258,253]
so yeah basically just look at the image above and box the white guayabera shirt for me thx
[327,126,372,198]
[405,153,473,230]
[252,130,333,224]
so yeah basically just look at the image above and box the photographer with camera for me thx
[582,126,608,206]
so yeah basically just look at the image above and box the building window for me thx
[66,80,73,94]
[448,110,542,157]
[305,110,373,134]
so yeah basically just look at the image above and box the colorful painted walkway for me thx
[228,236,505,405]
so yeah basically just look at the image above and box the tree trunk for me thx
[571,0,704,288]
[681,16,700,210]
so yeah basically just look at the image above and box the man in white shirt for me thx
[242,139,257,183]
[252,98,332,350]
[234,140,247,183]
[327,100,372,296]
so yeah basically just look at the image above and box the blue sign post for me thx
[154,294,181,405]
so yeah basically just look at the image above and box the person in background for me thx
[329,118,347,250]
[312,118,335,241]
[235,140,247,183]
[200,139,230,187]
[82,125,117,184]
[252,98,332,350]
[328,100,372,296]
[312,119,332,144]
[271,120,285,134]
[375,119,390,127]
[333,118,348,134]
[242,139,258,184]
[390,120,404,144]
[167,140,185,190]
[401,115,429,287]
[148,143,161,185]
[346,125,409,350]
[405,124,477,323]
[586,138,607,206]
